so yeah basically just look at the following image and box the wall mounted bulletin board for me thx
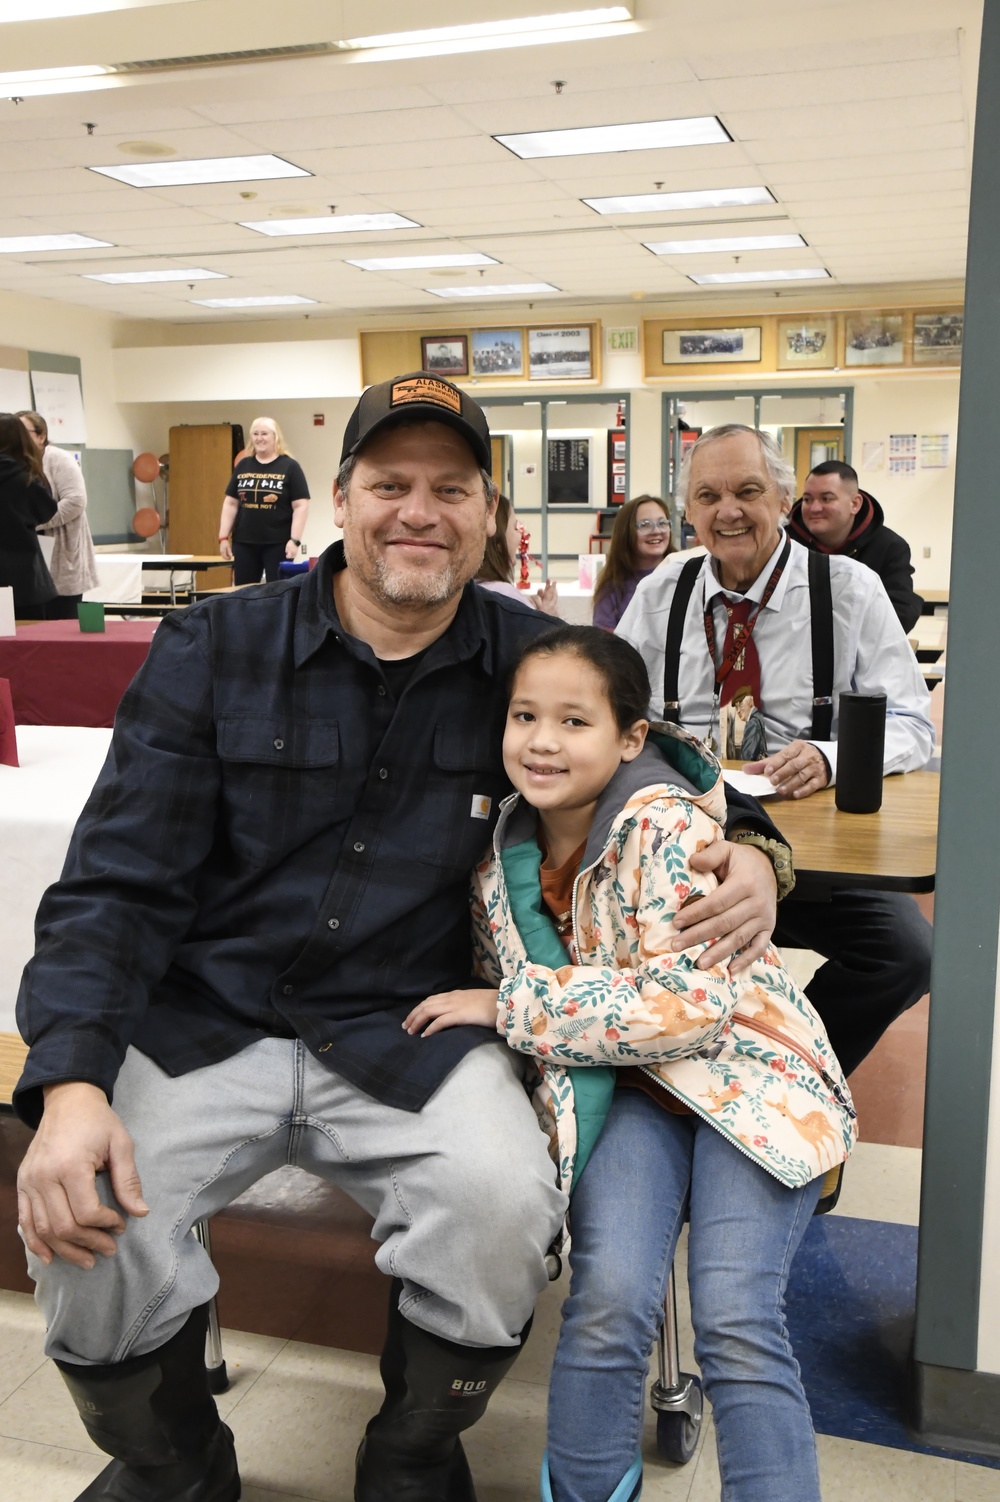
[642,307,963,380]
[360,322,602,389]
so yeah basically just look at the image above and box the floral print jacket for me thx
[473,723,857,1193]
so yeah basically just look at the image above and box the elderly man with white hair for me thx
[617,422,934,1074]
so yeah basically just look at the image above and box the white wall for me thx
[0,288,142,453]
[851,376,959,591]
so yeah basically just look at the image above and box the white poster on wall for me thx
[0,367,31,412]
[30,369,87,444]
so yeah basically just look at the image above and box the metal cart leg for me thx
[650,1265,703,1465]
[192,1218,229,1394]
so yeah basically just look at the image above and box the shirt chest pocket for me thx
[408,721,507,872]
[216,717,348,867]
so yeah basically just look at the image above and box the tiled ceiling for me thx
[0,0,981,322]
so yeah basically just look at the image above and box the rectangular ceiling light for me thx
[91,155,310,188]
[342,9,634,60]
[687,268,831,285]
[192,295,317,308]
[0,233,113,253]
[84,267,227,284]
[241,213,419,237]
[584,186,775,214]
[646,233,805,255]
[497,116,728,160]
[0,65,107,99]
[429,282,558,298]
[347,253,498,271]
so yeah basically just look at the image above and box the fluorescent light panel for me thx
[192,295,317,308]
[584,186,775,214]
[0,233,112,253]
[85,268,226,284]
[646,233,805,255]
[497,116,728,160]
[0,65,106,84]
[91,155,310,188]
[344,9,631,47]
[687,268,831,285]
[429,283,558,298]
[348,253,498,271]
[241,213,419,237]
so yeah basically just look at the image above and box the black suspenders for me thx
[661,545,835,741]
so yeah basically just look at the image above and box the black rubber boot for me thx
[55,1305,240,1502]
[355,1281,532,1502]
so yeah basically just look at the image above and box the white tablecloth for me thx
[0,725,112,1032]
[85,554,144,605]
[552,582,594,626]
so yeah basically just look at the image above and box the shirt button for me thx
[273,738,284,750]
[327,917,340,930]
[353,841,365,853]
[377,685,386,696]
[282,984,293,996]
[379,767,388,780]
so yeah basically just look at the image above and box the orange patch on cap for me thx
[390,375,462,414]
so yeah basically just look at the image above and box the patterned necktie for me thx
[718,597,762,709]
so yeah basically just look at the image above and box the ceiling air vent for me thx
[109,43,343,74]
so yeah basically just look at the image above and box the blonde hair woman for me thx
[218,416,310,584]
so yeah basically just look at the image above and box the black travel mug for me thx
[835,692,887,813]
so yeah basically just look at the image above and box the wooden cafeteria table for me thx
[0,1032,26,1112]
[920,589,949,616]
[0,619,157,727]
[760,769,940,899]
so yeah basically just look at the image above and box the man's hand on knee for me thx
[17,1082,148,1270]
[671,842,778,974]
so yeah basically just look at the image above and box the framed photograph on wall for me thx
[844,314,904,366]
[776,317,836,370]
[528,326,592,380]
[471,328,524,376]
[662,327,761,364]
[912,312,963,365]
[420,335,468,376]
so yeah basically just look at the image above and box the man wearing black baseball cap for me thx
[13,372,785,1502]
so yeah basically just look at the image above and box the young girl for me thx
[405,625,856,1502]
[592,495,674,630]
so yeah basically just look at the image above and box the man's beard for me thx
[344,532,481,609]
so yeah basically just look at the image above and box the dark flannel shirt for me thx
[14,545,781,1127]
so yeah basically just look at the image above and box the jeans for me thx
[547,1089,822,1502]
[28,1039,566,1365]
[232,540,287,584]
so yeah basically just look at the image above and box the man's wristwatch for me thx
[728,831,796,902]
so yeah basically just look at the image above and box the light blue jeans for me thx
[547,1089,823,1502]
[27,1039,566,1365]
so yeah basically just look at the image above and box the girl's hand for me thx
[284,538,301,561]
[218,537,233,562]
[533,580,559,614]
[403,989,500,1037]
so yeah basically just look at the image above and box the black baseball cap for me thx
[340,371,493,474]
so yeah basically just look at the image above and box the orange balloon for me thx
[132,507,162,539]
[132,452,161,483]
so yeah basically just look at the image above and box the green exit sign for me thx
[607,327,639,352]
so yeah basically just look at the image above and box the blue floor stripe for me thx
[785,1215,1000,1470]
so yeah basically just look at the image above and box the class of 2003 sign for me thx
[528,326,592,380]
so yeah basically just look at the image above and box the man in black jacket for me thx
[789,460,924,632]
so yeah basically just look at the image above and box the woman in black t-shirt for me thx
[218,417,310,585]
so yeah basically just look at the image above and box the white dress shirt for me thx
[616,534,933,781]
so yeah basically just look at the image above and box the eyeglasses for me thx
[635,519,670,533]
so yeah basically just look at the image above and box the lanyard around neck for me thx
[703,535,791,691]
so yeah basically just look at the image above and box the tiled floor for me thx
[0,1142,996,1502]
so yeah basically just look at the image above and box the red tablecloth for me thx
[0,621,158,728]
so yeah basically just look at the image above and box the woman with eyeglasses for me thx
[592,495,674,630]
[17,410,99,619]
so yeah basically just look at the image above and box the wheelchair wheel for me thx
[653,1377,703,1465]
